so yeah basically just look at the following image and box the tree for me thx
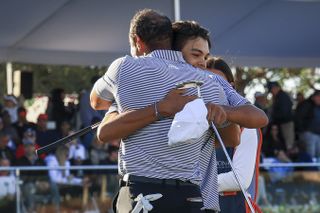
[1,63,106,95]
[234,67,320,99]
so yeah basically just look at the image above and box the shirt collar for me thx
[147,50,186,62]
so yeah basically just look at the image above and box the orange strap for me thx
[220,191,237,196]
[245,197,263,213]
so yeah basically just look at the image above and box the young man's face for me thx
[181,37,210,70]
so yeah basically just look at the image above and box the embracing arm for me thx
[97,89,197,143]
[215,124,241,148]
[206,102,267,147]
[224,104,268,128]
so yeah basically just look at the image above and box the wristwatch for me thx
[154,102,165,120]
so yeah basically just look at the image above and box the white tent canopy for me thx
[1,0,320,67]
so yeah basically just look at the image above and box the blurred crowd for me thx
[255,82,320,166]
[0,80,119,211]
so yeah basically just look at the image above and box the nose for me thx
[198,60,206,69]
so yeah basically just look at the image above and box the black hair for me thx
[129,9,172,51]
[206,57,234,85]
[172,20,211,51]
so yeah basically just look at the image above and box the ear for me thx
[136,36,148,54]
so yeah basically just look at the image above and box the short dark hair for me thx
[266,81,280,92]
[129,9,172,51]
[172,21,211,51]
[206,57,235,85]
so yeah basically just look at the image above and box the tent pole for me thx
[6,62,13,95]
[174,0,181,21]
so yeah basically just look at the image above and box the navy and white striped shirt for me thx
[94,50,248,210]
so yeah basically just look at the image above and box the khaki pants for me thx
[280,121,295,150]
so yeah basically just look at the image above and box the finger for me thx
[215,111,227,125]
[175,88,187,94]
[186,95,197,101]
[207,106,215,121]
[214,112,224,125]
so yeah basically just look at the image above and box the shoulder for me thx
[107,56,127,72]
[111,55,149,73]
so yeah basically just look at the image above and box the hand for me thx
[206,103,227,125]
[158,89,197,117]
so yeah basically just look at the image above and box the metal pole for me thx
[173,0,181,21]
[15,168,21,213]
[6,62,13,94]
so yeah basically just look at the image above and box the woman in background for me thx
[206,57,262,213]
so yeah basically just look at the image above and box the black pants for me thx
[115,177,204,213]
[219,193,246,213]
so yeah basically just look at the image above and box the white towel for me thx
[168,98,209,146]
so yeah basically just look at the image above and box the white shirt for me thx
[45,154,82,185]
[218,128,259,192]
[0,176,16,198]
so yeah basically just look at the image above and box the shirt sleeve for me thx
[93,57,124,101]
[209,74,250,106]
[107,102,119,114]
[218,128,258,192]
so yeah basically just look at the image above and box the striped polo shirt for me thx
[95,50,248,210]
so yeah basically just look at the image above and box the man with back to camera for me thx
[92,9,268,212]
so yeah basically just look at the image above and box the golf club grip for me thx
[36,121,101,156]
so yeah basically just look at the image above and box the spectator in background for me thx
[45,145,83,185]
[15,138,51,212]
[0,132,15,163]
[35,114,59,148]
[90,135,109,165]
[254,92,269,114]
[68,137,86,162]
[67,131,89,179]
[59,121,71,139]
[1,111,20,148]
[79,76,104,128]
[105,144,119,197]
[45,145,89,203]
[267,81,295,151]
[2,95,19,124]
[295,92,305,108]
[16,128,44,159]
[47,88,75,130]
[69,147,88,179]
[0,158,15,211]
[79,76,104,149]
[263,125,291,162]
[254,91,269,136]
[81,116,101,149]
[0,117,3,133]
[105,144,119,165]
[0,117,2,127]
[294,91,308,141]
[297,90,320,159]
[13,107,36,139]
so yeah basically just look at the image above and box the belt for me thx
[219,191,238,196]
[121,175,195,187]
